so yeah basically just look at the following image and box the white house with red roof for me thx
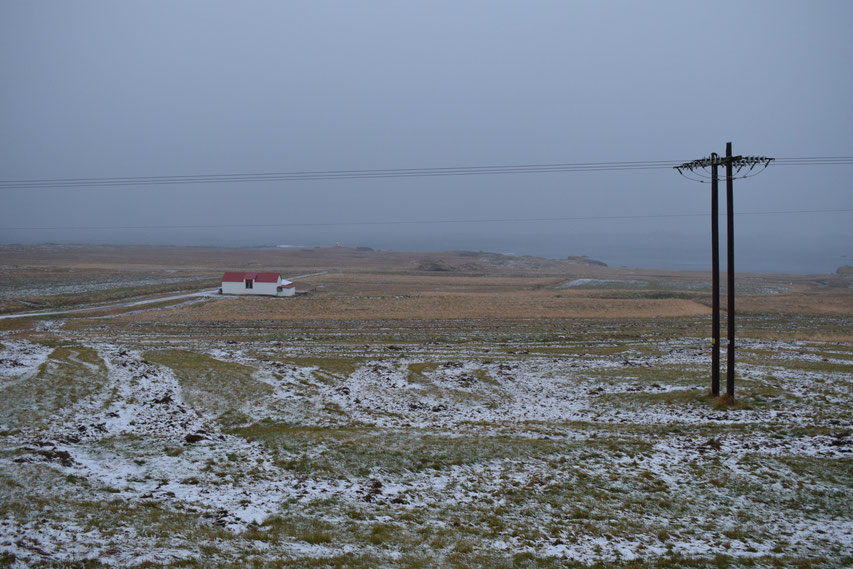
[221,272,295,297]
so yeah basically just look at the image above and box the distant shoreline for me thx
[1,240,849,276]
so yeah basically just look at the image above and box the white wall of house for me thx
[221,274,296,297]
[278,282,296,297]
[253,281,281,296]
[222,280,249,295]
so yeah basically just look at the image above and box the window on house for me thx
[245,279,253,289]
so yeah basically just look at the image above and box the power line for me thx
[774,157,853,165]
[0,161,679,190]
[1,208,849,231]
[1,156,850,190]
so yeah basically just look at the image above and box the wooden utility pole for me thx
[724,142,736,399]
[675,145,774,401]
[710,154,720,396]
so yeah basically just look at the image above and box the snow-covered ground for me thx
[0,324,850,567]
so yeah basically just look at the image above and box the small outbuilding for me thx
[221,272,295,297]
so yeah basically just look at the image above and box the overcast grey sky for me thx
[1,1,851,272]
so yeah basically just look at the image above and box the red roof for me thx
[255,273,281,283]
[222,272,281,283]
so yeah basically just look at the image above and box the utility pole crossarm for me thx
[675,155,774,173]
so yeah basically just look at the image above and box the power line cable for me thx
[774,157,853,164]
[1,156,850,190]
[0,160,683,189]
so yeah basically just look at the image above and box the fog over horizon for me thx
[2,1,851,274]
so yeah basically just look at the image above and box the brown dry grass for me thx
[736,286,853,316]
[124,289,710,322]
[2,244,851,322]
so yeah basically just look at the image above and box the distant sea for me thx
[292,230,851,275]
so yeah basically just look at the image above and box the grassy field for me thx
[0,245,850,568]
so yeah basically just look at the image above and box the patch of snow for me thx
[0,339,53,382]
[556,278,648,289]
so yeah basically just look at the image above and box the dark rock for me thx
[152,393,173,405]
[566,255,607,267]
[698,438,722,453]
[35,448,74,467]
[362,479,383,502]
[458,374,475,386]
[417,259,453,272]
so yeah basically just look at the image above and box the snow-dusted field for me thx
[0,318,850,568]
[0,276,206,300]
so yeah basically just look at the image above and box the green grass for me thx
[144,349,273,427]
[276,356,360,378]
[407,361,441,381]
